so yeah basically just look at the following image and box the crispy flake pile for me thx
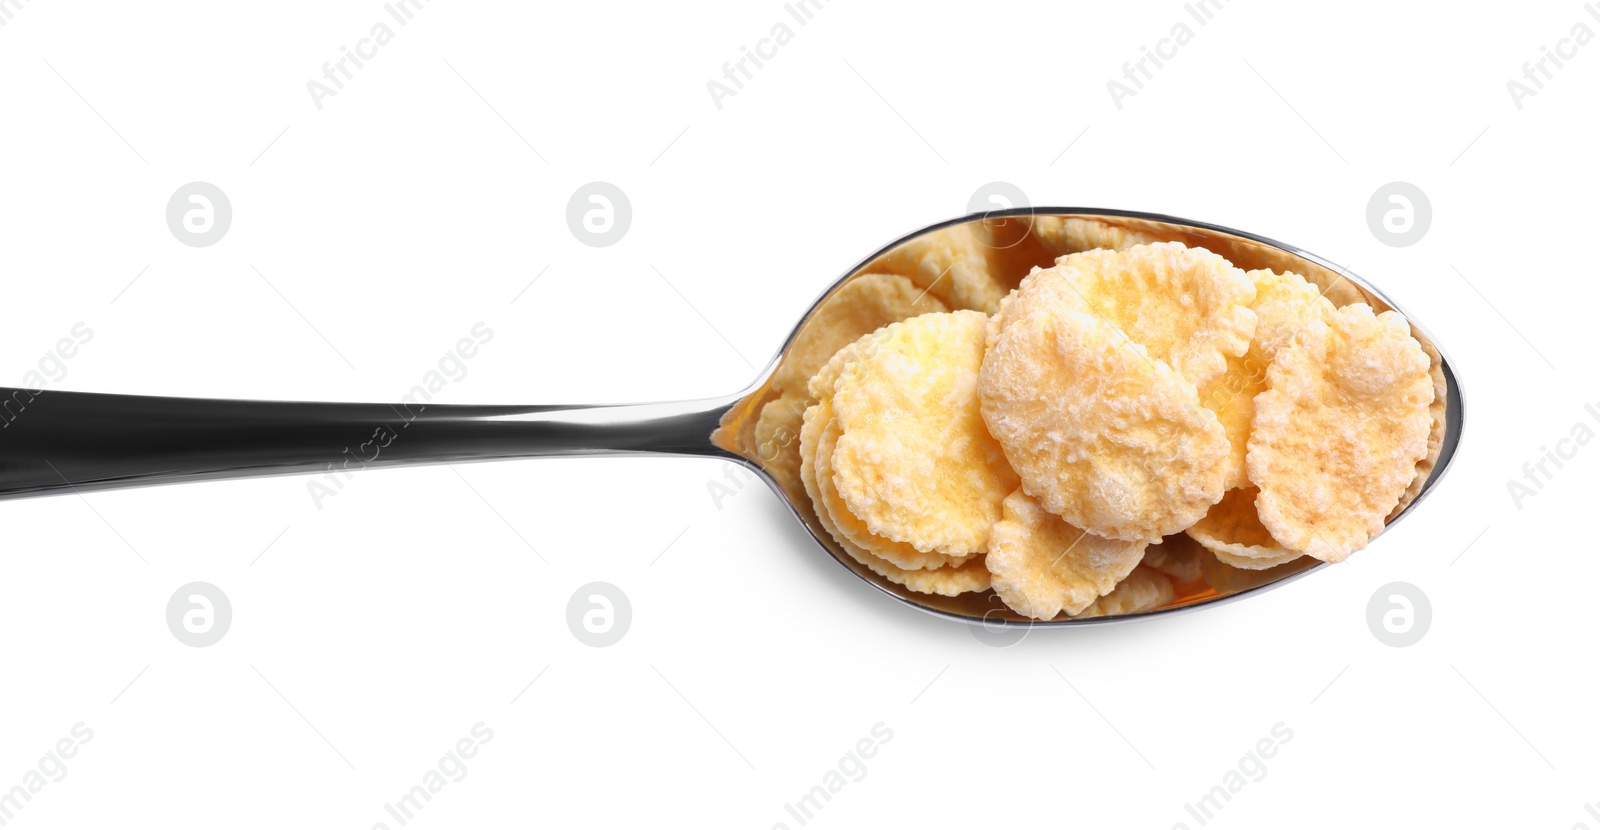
[783,223,1441,619]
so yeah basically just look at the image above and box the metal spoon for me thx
[0,208,1463,626]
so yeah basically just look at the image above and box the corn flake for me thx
[985,488,1147,620]
[1248,304,1434,561]
[991,242,1257,390]
[1071,567,1176,618]
[829,311,1019,556]
[979,308,1229,542]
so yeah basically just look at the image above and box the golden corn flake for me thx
[1070,566,1175,618]
[1248,270,1337,358]
[797,391,833,504]
[814,406,971,570]
[1187,236,1363,309]
[799,402,988,594]
[871,554,991,596]
[1198,539,1311,594]
[985,489,1147,620]
[1211,544,1304,571]
[1196,382,1256,494]
[1185,486,1303,570]
[1140,537,1204,583]
[979,308,1229,542]
[967,218,1061,294]
[807,329,861,403]
[754,392,808,498]
[811,486,991,596]
[828,311,1019,556]
[757,274,949,498]
[868,225,1011,313]
[1197,269,1337,489]
[1031,216,1165,256]
[992,242,1257,390]
[1389,336,1448,521]
[1248,304,1435,562]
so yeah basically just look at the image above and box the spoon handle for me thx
[0,387,739,500]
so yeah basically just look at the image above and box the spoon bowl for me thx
[713,207,1462,625]
[0,208,1462,626]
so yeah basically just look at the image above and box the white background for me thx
[1,0,1597,827]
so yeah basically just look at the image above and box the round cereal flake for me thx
[1070,566,1176,618]
[799,402,988,594]
[1186,486,1303,569]
[867,225,1011,313]
[985,488,1147,620]
[828,311,1019,556]
[1197,268,1339,488]
[814,404,969,570]
[991,242,1257,390]
[1248,304,1435,562]
[1030,216,1166,257]
[979,307,1229,542]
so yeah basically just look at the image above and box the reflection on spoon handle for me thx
[0,387,739,500]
